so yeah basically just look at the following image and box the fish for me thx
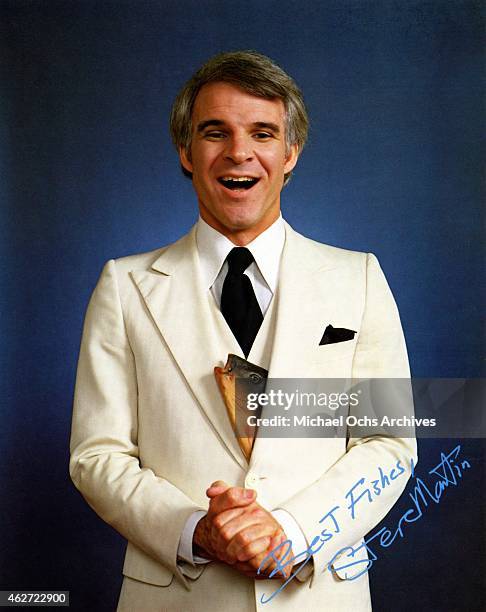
[214,354,268,461]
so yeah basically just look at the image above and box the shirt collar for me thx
[195,215,285,292]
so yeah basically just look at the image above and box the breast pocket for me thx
[307,340,356,380]
[317,340,357,362]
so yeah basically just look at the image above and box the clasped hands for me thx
[193,481,294,580]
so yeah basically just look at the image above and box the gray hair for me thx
[169,50,309,185]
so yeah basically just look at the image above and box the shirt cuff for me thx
[272,509,313,583]
[177,510,211,566]
[272,509,308,553]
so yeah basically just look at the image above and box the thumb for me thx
[206,480,229,498]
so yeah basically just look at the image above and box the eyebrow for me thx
[196,120,281,133]
[196,119,225,132]
[253,121,280,133]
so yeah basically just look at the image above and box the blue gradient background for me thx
[1,1,484,610]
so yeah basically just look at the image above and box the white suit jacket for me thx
[70,222,416,611]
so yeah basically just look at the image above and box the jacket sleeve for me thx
[69,259,203,587]
[280,253,417,583]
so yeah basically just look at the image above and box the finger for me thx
[268,533,291,563]
[269,532,285,550]
[216,506,269,543]
[225,522,279,559]
[269,534,294,566]
[207,486,256,514]
[252,538,295,578]
[210,505,272,563]
[206,480,229,498]
[234,535,273,562]
[240,533,291,572]
[209,505,247,543]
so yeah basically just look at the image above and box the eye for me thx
[253,132,273,140]
[204,131,226,140]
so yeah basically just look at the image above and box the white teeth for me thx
[221,176,255,181]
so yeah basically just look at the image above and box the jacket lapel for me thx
[267,222,342,378]
[250,223,346,469]
[131,227,247,469]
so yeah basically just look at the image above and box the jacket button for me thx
[245,473,258,487]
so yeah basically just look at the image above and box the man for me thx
[70,51,416,611]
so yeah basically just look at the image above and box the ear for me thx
[179,147,193,174]
[283,143,300,175]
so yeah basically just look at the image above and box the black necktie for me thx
[221,248,263,357]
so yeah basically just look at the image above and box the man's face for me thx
[179,82,299,243]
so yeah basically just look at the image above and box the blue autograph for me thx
[257,445,471,604]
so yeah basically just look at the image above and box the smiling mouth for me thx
[217,176,260,191]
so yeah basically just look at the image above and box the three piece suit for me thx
[70,220,416,611]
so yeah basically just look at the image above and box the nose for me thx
[223,134,253,164]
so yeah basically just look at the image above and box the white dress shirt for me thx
[196,213,285,315]
[177,215,307,567]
